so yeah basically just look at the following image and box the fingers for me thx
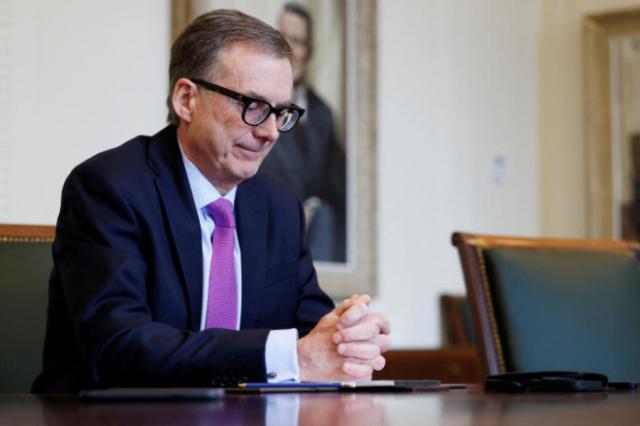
[371,355,386,371]
[336,343,388,370]
[342,361,373,379]
[334,312,390,343]
[299,295,391,382]
[373,312,391,335]
[326,295,368,329]
[337,302,369,330]
[334,321,377,343]
[371,334,392,353]
[337,294,371,316]
[340,294,370,307]
[323,295,371,327]
[341,355,386,379]
[336,296,389,336]
[337,294,375,330]
[337,341,380,360]
[331,295,392,380]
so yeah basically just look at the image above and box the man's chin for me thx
[234,163,262,181]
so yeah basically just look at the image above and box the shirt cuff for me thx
[265,328,300,382]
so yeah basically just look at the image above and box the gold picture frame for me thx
[583,7,640,239]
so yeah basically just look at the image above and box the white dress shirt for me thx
[178,141,299,382]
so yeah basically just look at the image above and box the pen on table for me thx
[238,382,342,389]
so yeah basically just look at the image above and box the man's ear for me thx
[172,78,198,123]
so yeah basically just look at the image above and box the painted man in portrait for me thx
[260,1,347,262]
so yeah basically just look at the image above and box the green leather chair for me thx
[452,232,640,382]
[0,225,54,392]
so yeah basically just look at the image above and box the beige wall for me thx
[539,0,640,238]
[374,0,540,347]
[0,0,170,223]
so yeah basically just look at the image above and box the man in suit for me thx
[32,9,390,393]
[260,2,346,262]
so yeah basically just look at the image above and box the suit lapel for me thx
[147,126,203,331]
[236,178,268,328]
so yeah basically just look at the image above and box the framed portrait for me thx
[171,0,378,298]
[583,8,640,241]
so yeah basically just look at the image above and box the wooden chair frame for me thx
[451,231,640,378]
[439,294,473,346]
[0,224,55,241]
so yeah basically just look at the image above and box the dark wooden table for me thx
[1,388,639,425]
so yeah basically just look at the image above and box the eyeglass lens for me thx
[242,100,300,132]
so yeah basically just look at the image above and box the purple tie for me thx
[204,198,237,329]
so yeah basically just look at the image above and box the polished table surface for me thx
[1,388,639,425]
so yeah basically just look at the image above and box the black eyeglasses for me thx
[190,78,305,132]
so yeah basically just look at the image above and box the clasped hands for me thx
[297,295,391,381]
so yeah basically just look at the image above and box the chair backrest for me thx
[0,224,54,392]
[440,294,475,346]
[452,232,640,381]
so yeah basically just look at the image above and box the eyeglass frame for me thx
[189,78,305,132]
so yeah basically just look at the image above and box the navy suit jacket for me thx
[32,125,333,393]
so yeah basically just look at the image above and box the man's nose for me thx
[254,113,280,142]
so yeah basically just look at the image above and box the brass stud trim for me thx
[0,236,54,243]
[476,246,506,374]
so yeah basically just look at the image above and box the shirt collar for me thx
[178,139,237,210]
